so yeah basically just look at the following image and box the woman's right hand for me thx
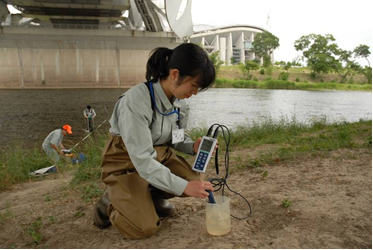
[183,180,213,198]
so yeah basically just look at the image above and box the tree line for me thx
[209,32,371,84]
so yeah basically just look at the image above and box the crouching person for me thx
[93,43,216,239]
[42,124,73,163]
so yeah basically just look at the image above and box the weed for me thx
[261,170,268,178]
[0,202,13,224]
[282,199,292,208]
[78,182,103,202]
[48,216,55,223]
[28,217,43,245]
[44,196,52,202]
[74,211,85,218]
[249,158,261,168]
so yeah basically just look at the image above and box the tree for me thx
[239,60,260,79]
[361,66,372,84]
[283,62,292,72]
[252,31,280,66]
[208,51,224,75]
[294,34,341,77]
[353,44,371,67]
[338,49,361,83]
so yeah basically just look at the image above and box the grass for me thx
[226,118,372,171]
[214,78,372,91]
[0,202,13,224]
[0,119,371,198]
[217,65,372,91]
[27,217,43,245]
[0,144,54,190]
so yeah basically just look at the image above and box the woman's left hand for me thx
[193,138,202,154]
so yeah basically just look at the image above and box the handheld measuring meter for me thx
[192,136,217,173]
[62,149,72,155]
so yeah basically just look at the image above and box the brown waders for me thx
[98,135,201,239]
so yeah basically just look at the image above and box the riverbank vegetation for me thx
[210,31,372,91]
[0,119,371,193]
[214,65,372,91]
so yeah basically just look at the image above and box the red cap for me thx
[62,124,73,134]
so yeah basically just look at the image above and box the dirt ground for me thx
[0,146,371,248]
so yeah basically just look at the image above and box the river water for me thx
[188,88,372,128]
[0,88,371,149]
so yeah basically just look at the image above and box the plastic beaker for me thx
[206,195,231,236]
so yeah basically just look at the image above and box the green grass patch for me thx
[0,144,54,191]
[70,131,108,187]
[228,119,371,170]
[27,217,43,245]
[215,78,372,91]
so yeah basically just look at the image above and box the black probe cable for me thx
[207,124,252,220]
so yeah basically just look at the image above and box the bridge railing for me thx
[0,22,137,30]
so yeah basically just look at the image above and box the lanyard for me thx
[149,81,181,128]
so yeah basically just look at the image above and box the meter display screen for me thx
[201,139,214,152]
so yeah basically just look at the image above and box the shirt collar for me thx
[153,81,174,112]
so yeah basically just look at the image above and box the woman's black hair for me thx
[86,105,91,109]
[145,43,215,91]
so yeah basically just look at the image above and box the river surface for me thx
[188,88,372,128]
[0,88,371,149]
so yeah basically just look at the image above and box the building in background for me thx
[191,24,271,66]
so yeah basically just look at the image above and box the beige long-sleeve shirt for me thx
[109,81,195,196]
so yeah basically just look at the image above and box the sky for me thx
[191,0,372,67]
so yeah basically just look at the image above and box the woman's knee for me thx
[108,204,161,239]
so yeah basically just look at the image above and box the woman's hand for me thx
[193,138,202,154]
[183,180,213,198]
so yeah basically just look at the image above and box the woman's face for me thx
[172,76,200,99]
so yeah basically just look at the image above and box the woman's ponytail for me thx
[146,47,173,82]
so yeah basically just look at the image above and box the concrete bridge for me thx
[0,0,267,89]
[0,0,184,88]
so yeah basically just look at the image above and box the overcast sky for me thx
[191,0,372,66]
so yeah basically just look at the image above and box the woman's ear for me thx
[169,69,179,82]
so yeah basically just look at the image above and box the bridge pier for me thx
[0,27,177,89]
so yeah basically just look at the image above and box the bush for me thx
[240,61,260,79]
[278,72,289,81]
[259,69,265,75]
